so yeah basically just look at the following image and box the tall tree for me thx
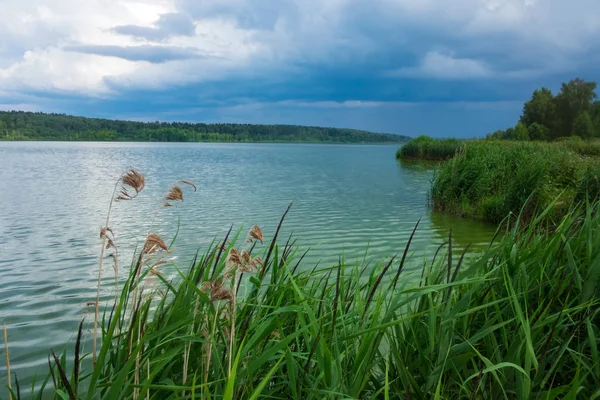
[554,78,598,138]
[528,122,549,141]
[520,87,555,133]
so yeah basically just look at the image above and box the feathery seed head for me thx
[142,233,168,255]
[164,186,184,202]
[118,170,145,200]
[241,250,252,264]
[209,280,233,302]
[106,238,116,250]
[248,225,264,243]
[226,248,242,266]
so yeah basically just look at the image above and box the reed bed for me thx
[430,140,600,225]
[396,135,465,161]
[3,170,600,399]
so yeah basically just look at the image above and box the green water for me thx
[0,141,497,389]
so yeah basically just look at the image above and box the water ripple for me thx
[0,142,497,388]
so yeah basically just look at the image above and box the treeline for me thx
[489,78,600,141]
[0,111,407,143]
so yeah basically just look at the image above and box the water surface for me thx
[0,142,497,389]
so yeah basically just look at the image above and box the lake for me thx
[0,141,497,389]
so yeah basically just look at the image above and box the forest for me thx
[489,78,600,140]
[0,111,407,143]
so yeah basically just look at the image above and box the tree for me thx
[504,127,516,140]
[591,101,600,137]
[554,78,598,137]
[521,87,555,131]
[514,122,529,141]
[572,112,594,139]
[528,122,549,141]
[594,115,600,138]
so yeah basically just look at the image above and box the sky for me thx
[1,0,599,137]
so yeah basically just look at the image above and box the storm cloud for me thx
[1,0,599,136]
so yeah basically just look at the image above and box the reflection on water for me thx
[0,142,498,390]
[429,211,501,252]
[396,158,442,172]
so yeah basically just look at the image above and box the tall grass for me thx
[431,140,600,225]
[559,137,600,157]
[1,169,598,399]
[396,135,465,161]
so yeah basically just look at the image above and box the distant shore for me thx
[0,110,409,144]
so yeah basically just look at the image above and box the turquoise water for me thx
[0,141,497,389]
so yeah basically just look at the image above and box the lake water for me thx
[0,142,497,390]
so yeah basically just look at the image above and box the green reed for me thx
[4,174,600,400]
[431,140,600,226]
[396,135,465,161]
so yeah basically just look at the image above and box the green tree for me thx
[521,87,555,131]
[514,122,529,141]
[554,78,598,138]
[594,115,600,138]
[591,101,600,137]
[573,111,594,139]
[528,122,549,141]
[503,127,516,140]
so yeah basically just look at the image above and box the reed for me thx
[93,169,145,367]
[396,135,465,161]
[6,170,600,399]
[3,324,11,400]
[430,140,600,225]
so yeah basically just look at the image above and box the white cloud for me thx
[0,0,167,94]
[0,47,137,95]
[0,0,266,95]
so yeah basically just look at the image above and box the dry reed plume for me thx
[142,233,168,255]
[162,180,197,207]
[248,225,264,243]
[164,186,183,202]
[117,170,145,201]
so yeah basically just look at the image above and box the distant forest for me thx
[0,111,407,143]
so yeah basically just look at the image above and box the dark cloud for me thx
[63,44,203,63]
[4,0,600,137]
[113,12,195,41]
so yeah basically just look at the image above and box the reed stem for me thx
[3,324,11,400]
[93,177,121,367]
